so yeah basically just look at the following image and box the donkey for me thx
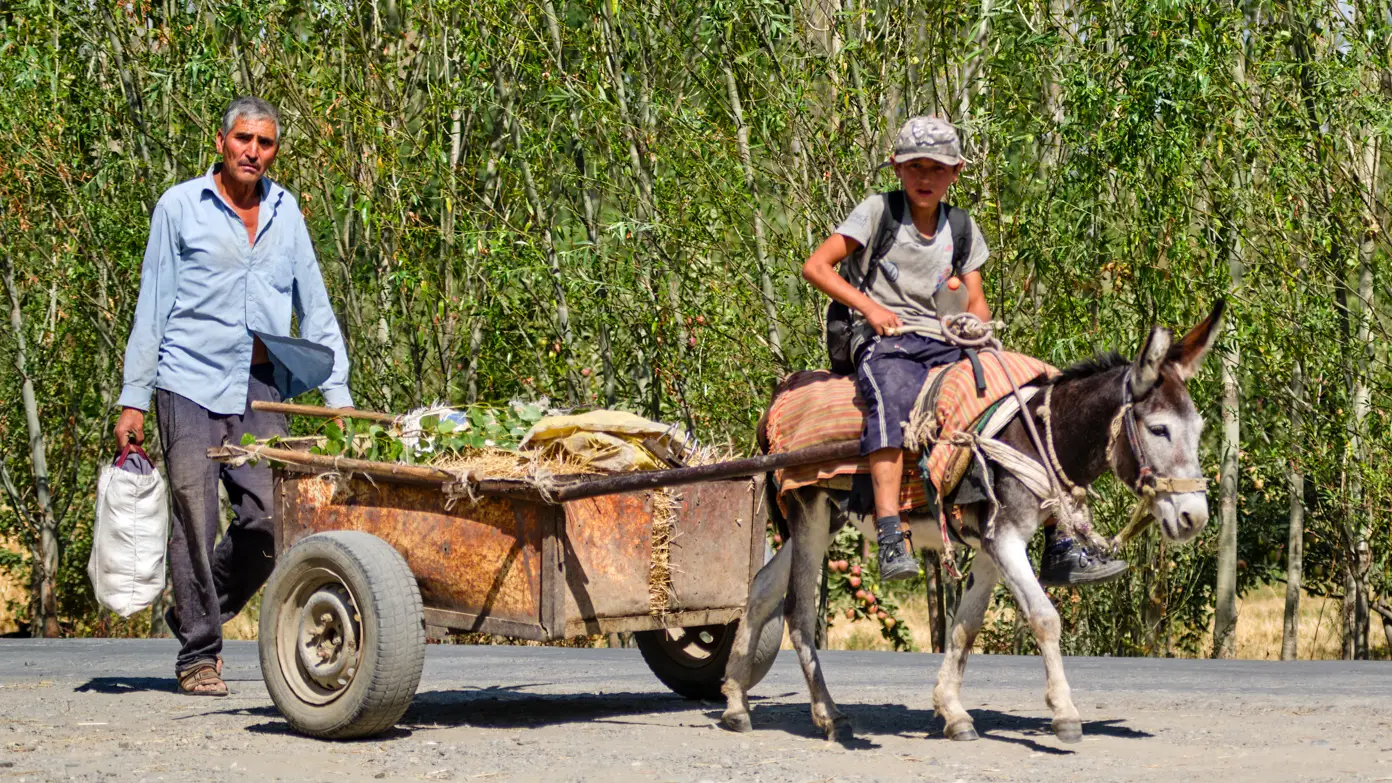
[721,302,1224,744]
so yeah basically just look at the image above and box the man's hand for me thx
[864,304,903,336]
[331,407,357,433]
[115,407,145,449]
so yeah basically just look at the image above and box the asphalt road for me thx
[2,640,1391,782]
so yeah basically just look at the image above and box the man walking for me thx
[114,97,354,695]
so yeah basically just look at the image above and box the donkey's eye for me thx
[1148,424,1171,439]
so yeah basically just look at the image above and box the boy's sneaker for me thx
[875,515,920,582]
[1038,534,1128,587]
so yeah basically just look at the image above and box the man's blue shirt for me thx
[118,166,353,415]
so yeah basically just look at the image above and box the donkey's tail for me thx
[754,397,790,545]
[764,470,789,544]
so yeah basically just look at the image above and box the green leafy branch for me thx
[239,401,551,464]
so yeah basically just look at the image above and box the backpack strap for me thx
[870,190,907,267]
[851,190,908,292]
[944,202,972,277]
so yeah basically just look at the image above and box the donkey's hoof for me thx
[721,711,754,733]
[821,715,854,742]
[945,721,979,742]
[1053,719,1083,744]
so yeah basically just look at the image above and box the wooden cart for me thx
[210,426,858,740]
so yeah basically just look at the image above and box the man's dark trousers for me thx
[157,363,287,673]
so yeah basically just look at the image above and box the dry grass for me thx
[648,490,678,617]
[221,593,260,641]
[429,447,599,481]
[0,535,24,636]
[823,593,942,652]
[1204,583,1389,660]
[820,582,1390,659]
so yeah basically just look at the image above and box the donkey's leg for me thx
[721,537,793,732]
[932,550,999,741]
[990,529,1083,743]
[783,491,851,740]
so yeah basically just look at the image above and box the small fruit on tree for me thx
[848,576,861,588]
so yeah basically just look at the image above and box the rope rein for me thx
[1040,384,1088,501]
[911,313,1092,577]
[902,313,1211,569]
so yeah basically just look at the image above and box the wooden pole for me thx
[210,444,452,480]
[208,440,864,504]
[550,441,861,501]
[250,400,399,423]
[205,444,546,501]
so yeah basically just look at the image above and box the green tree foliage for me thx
[0,0,1387,654]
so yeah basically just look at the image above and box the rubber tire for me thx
[635,611,784,701]
[259,531,425,739]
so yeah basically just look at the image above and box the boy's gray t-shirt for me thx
[834,195,989,352]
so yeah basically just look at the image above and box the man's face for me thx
[215,117,279,189]
[894,158,961,210]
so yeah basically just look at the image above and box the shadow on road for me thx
[74,675,267,696]
[233,686,693,741]
[966,712,1151,754]
[75,677,173,694]
[403,686,698,730]
[243,718,416,741]
[184,684,1152,754]
[703,700,1153,755]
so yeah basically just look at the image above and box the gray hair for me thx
[220,96,281,141]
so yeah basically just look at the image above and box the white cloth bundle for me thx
[88,445,169,617]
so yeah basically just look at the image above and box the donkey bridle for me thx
[1107,369,1209,498]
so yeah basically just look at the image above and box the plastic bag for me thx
[88,444,169,617]
[520,410,689,471]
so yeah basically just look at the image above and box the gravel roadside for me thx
[2,640,1390,783]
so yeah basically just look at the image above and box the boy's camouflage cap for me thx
[890,116,965,166]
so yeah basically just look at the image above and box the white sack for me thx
[88,450,169,617]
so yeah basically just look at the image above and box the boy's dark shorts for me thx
[854,333,963,455]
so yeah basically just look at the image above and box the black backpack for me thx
[824,191,973,374]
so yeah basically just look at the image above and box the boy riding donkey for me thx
[801,116,1124,586]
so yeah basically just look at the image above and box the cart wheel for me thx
[259,531,424,739]
[635,612,783,701]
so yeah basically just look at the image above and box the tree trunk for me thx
[1040,0,1066,172]
[2,249,60,638]
[546,0,613,406]
[1374,602,1392,653]
[496,68,579,403]
[598,2,661,416]
[98,7,153,189]
[1342,112,1378,660]
[723,66,786,368]
[1212,214,1243,660]
[956,0,995,126]
[1213,22,1251,661]
[1281,360,1305,661]
[465,125,506,404]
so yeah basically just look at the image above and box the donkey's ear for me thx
[1167,299,1226,382]
[1131,326,1173,398]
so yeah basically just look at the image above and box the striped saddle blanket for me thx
[766,352,1057,509]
